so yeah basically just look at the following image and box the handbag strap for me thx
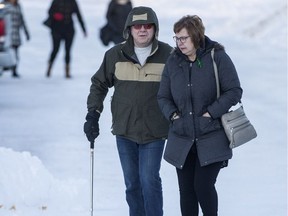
[211,48,220,99]
[211,48,242,108]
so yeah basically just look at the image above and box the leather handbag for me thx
[211,48,257,149]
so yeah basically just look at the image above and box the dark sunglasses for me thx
[132,24,154,30]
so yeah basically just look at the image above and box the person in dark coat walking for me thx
[46,0,87,78]
[84,6,173,216]
[157,15,243,216]
[100,0,132,46]
[1,0,30,78]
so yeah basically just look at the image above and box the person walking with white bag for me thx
[0,0,29,78]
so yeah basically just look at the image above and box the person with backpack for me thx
[45,0,87,78]
[84,6,173,216]
[1,0,29,78]
[157,15,243,216]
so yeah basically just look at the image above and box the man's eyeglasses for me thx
[173,36,190,43]
[133,24,154,30]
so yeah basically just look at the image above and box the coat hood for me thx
[123,6,159,40]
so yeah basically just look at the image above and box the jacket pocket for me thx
[198,116,221,136]
[171,117,190,137]
[142,64,164,82]
[111,96,131,135]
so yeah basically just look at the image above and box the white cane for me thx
[90,141,95,216]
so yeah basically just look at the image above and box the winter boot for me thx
[65,64,71,78]
[12,66,20,78]
[46,62,52,77]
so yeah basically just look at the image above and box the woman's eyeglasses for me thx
[173,36,190,43]
[132,24,154,30]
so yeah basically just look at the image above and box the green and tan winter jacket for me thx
[87,36,173,144]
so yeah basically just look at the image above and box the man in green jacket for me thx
[84,6,173,216]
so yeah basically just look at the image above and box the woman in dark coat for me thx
[157,15,242,216]
[46,0,87,78]
[100,0,132,46]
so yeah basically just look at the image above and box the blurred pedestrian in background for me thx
[1,0,29,78]
[45,0,87,79]
[100,0,132,46]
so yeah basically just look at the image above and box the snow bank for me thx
[0,147,88,216]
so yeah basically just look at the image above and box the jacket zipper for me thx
[189,62,197,143]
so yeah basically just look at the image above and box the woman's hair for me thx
[173,15,205,49]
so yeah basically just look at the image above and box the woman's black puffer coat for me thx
[157,37,242,168]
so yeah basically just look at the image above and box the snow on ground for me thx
[0,0,287,215]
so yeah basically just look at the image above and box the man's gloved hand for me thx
[84,111,100,143]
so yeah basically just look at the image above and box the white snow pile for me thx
[0,148,88,216]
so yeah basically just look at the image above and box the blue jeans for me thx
[116,136,165,216]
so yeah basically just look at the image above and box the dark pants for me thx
[176,147,223,216]
[49,30,74,64]
[116,136,164,216]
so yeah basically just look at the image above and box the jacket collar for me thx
[121,36,159,63]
